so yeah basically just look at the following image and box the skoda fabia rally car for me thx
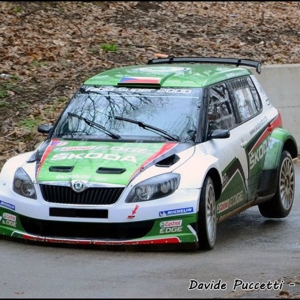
[0,56,298,251]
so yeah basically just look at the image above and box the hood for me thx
[36,139,192,185]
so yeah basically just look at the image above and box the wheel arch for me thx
[206,168,222,200]
[257,128,298,201]
[258,149,295,218]
[264,128,298,170]
[282,137,298,159]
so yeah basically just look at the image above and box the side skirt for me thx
[217,200,256,223]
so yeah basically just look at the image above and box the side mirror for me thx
[208,129,230,139]
[38,124,53,134]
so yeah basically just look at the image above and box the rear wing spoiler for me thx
[147,56,262,74]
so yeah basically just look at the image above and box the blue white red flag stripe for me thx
[120,77,160,84]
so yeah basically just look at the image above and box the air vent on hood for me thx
[155,154,180,167]
[49,166,74,172]
[96,167,126,174]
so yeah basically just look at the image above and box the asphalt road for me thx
[1,165,300,299]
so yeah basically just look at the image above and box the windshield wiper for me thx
[68,112,121,139]
[114,116,179,141]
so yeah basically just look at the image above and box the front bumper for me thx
[0,184,200,248]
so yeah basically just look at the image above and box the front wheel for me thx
[258,150,295,218]
[198,176,217,250]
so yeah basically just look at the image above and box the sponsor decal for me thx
[48,143,180,176]
[37,140,185,186]
[0,200,15,211]
[60,146,95,151]
[159,220,183,234]
[249,137,269,170]
[217,191,243,213]
[56,145,153,154]
[0,213,17,228]
[127,204,139,219]
[84,85,193,94]
[1,219,17,228]
[159,207,193,217]
[158,88,192,94]
[250,117,267,136]
[217,200,229,213]
[160,226,183,234]
[3,213,16,221]
[160,220,182,228]
[51,152,138,163]
[229,191,243,207]
[56,174,90,180]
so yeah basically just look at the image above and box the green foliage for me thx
[15,102,29,109]
[88,43,118,54]
[44,96,68,114]
[87,47,99,54]
[0,88,8,99]
[0,100,9,107]
[13,5,23,13]
[57,96,68,103]
[100,43,117,52]
[0,75,20,99]
[31,60,48,68]
[8,74,19,80]
[19,117,42,130]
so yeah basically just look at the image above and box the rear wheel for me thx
[198,176,217,250]
[258,150,295,218]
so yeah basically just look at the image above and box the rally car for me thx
[0,56,298,251]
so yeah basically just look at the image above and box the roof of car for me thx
[84,57,261,88]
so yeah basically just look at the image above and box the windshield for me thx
[51,85,203,142]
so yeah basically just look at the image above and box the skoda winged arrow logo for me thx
[71,180,87,193]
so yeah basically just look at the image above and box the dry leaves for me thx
[1,1,300,168]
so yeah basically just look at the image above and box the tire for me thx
[258,150,295,218]
[198,176,217,250]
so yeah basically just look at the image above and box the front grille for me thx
[40,185,124,205]
[20,216,154,240]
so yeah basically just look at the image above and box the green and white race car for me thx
[0,56,298,250]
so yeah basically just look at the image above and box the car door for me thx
[203,82,250,218]
[227,76,270,202]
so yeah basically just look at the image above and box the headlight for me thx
[13,167,37,199]
[125,173,180,203]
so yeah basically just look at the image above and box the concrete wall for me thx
[258,64,300,150]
